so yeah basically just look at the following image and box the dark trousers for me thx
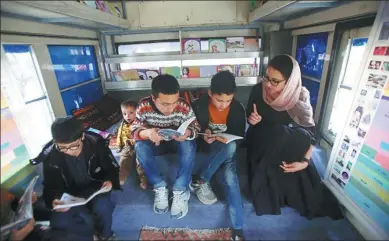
[50,192,115,241]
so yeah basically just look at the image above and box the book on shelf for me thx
[84,1,97,9]
[113,70,140,81]
[136,69,147,80]
[209,39,227,53]
[244,38,259,52]
[226,37,244,52]
[105,1,122,17]
[217,65,235,75]
[1,176,39,237]
[160,67,181,79]
[200,66,217,77]
[158,117,196,141]
[182,66,200,78]
[236,64,256,77]
[182,38,201,54]
[53,186,111,210]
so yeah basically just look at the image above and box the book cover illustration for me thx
[244,38,259,52]
[200,66,217,77]
[237,64,255,76]
[209,39,227,53]
[113,70,140,81]
[226,37,244,52]
[182,66,200,78]
[136,69,148,80]
[160,67,181,79]
[217,65,235,75]
[145,69,159,80]
[182,38,201,54]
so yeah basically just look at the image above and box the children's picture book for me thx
[136,69,148,80]
[160,67,181,79]
[244,38,259,52]
[84,0,98,9]
[113,70,140,81]
[237,64,255,76]
[182,66,200,78]
[226,37,244,52]
[54,186,111,210]
[182,38,201,54]
[158,117,196,141]
[217,65,235,75]
[200,66,217,77]
[1,176,39,236]
[199,133,243,144]
[87,127,112,139]
[145,69,159,80]
[209,39,227,53]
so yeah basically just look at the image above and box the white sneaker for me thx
[170,190,190,219]
[189,180,218,205]
[153,186,169,214]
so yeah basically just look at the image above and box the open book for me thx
[200,133,243,144]
[53,186,111,210]
[158,117,196,141]
[1,176,39,236]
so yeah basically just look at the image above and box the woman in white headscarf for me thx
[245,55,342,219]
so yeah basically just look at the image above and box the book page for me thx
[210,133,243,144]
[54,186,111,209]
[176,116,196,135]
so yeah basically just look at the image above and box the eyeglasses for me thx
[56,139,82,152]
[262,74,286,86]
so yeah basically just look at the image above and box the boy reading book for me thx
[191,71,246,241]
[131,74,200,219]
[116,100,148,189]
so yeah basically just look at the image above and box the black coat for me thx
[30,132,120,209]
[192,95,246,149]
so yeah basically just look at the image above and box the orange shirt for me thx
[208,102,230,133]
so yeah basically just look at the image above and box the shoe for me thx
[171,190,190,219]
[153,186,169,214]
[189,179,217,205]
[231,229,245,241]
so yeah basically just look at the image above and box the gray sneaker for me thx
[189,180,218,205]
[153,186,169,214]
[171,190,190,219]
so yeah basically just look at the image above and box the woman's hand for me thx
[203,129,216,144]
[280,161,308,173]
[248,103,262,125]
[102,181,113,191]
[52,199,70,212]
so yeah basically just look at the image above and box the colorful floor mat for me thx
[139,227,232,240]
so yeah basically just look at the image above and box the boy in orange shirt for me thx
[117,100,148,189]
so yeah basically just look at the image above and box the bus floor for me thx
[111,148,362,240]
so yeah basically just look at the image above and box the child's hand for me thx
[203,129,216,144]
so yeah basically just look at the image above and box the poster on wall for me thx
[327,3,389,237]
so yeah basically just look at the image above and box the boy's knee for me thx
[225,141,237,157]
[179,139,197,152]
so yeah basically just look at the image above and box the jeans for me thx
[135,140,196,191]
[198,141,244,230]
[50,192,115,240]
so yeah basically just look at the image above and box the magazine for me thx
[0,176,39,235]
[199,133,243,144]
[158,117,196,141]
[53,186,111,210]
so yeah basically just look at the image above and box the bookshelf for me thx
[104,51,263,90]
[105,76,258,91]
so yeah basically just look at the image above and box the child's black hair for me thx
[151,74,180,98]
[121,99,138,109]
[210,71,236,95]
[51,116,84,143]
